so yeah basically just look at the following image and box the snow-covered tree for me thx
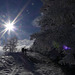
[3,37,18,52]
[31,0,75,65]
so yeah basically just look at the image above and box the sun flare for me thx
[0,0,31,39]
[5,22,14,31]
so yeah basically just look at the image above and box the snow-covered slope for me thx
[17,39,34,48]
[0,52,34,75]
[0,52,65,75]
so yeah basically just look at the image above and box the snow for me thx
[35,63,64,75]
[0,51,65,75]
[0,46,4,56]
[0,53,34,75]
[27,52,64,75]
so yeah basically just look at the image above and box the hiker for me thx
[22,47,24,52]
[21,47,27,55]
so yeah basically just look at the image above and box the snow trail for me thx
[0,52,34,75]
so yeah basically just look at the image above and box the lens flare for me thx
[5,22,14,31]
[0,0,31,39]
[63,45,71,50]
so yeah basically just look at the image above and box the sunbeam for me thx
[0,0,31,39]
[0,29,7,39]
[0,29,6,34]
[12,0,31,24]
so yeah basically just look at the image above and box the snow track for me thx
[0,53,34,75]
[0,52,64,75]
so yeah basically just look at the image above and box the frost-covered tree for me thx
[31,0,75,65]
[3,37,18,52]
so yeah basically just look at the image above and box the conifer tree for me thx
[31,0,75,65]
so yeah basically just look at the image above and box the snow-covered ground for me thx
[0,50,65,75]
[0,53,34,75]
[27,52,64,75]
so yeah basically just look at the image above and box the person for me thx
[21,47,27,55]
[22,47,25,54]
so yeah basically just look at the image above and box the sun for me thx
[3,21,16,35]
[0,0,30,39]
[5,22,15,31]
[0,20,16,38]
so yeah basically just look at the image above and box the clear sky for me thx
[0,0,43,41]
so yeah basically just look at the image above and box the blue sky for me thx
[0,0,43,41]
